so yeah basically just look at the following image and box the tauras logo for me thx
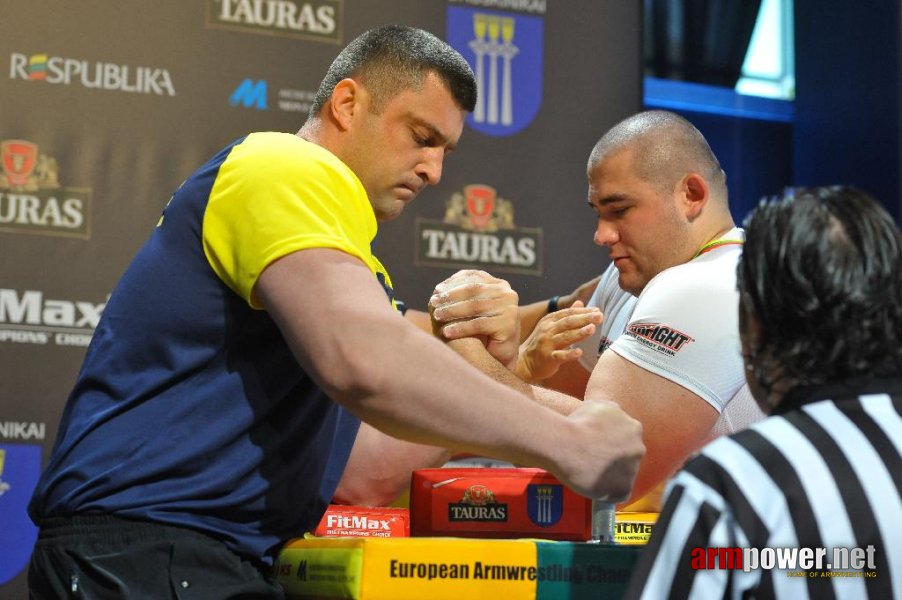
[208,0,341,42]
[9,53,175,96]
[449,504,508,521]
[416,184,543,275]
[0,193,87,234]
[325,514,391,530]
[0,421,45,441]
[448,484,509,522]
[1,139,90,238]
[0,288,105,347]
[626,322,693,355]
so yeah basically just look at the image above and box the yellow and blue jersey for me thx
[29,133,393,563]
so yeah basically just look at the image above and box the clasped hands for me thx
[428,270,603,380]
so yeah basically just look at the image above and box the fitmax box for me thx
[614,511,659,546]
[409,467,592,541]
[314,505,410,538]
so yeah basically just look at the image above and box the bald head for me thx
[589,110,728,204]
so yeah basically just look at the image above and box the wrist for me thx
[513,354,532,382]
[547,295,561,314]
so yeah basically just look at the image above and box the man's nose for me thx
[594,219,618,246]
[416,148,444,186]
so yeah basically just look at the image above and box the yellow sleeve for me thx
[202,132,385,308]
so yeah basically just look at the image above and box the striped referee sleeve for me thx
[626,393,902,599]
[624,463,755,599]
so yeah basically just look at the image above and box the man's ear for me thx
[681,172,709,220]
[328,78,361,131]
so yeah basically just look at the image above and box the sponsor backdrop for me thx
[0,0,639,593]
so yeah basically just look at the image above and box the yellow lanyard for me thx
[692,237,744,259]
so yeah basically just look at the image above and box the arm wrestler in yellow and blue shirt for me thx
[28,132,396,564]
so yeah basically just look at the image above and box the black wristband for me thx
[547,295,561,313]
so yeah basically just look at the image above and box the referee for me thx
[626,186,902,599]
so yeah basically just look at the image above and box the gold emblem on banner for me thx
[415,183,543,275]
[0,140,59,191]
[444,184,514,233]
[0,139,90,239]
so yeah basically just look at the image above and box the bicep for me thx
[586,351,717,502]
[542,359,591,398]
[255,248,400,395]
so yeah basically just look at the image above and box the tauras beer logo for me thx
[0,288,105,347]
[448,484,508,522]
[626,322,694,356]
[0,140,91,238]
[416,184,543,275]
[207,0,341,43]
[9,53,175,96]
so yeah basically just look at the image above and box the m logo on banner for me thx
[447,6,543,136]
[230,79,268,110]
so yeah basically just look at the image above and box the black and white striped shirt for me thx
[626,377,902,599]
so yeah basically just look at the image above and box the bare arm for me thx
[256,248,644,501]
[541,359,592,398]
[585,350,717,505]
[518,275,601,342]
[446,337,584,417]
[403,307,432,333]
[513,302,602,383]
[431,272,602,387]
[333,422,452,506]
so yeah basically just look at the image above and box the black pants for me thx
[28,515,284,599]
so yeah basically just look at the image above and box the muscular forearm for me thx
[258,249,643,501]
[335,423,453,506]
[447,338,582,416]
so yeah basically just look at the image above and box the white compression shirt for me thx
[574,228,764,436]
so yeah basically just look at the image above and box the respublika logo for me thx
[527,484,563,527]
[9,53,175,96]
[446,2,544,136]
[0,140,91,239]
[0,288,105,347]
[416,184,543,275]
[0,444,42,586]
[207,0,342,43]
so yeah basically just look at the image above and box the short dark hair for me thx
[738,185,902,396]
[308,24,476,118]
[588,110,727,201]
